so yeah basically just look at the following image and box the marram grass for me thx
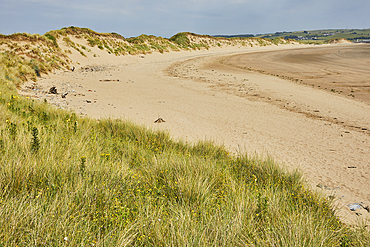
[0,41,370,247]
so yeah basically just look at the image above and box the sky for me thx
[0,0,369,38]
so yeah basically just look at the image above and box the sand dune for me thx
[20,43,370,225]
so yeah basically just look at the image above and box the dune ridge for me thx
[0,26,295,75]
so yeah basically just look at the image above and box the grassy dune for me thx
[0,26,289,69]
[0,28,369,246]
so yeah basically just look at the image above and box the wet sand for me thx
[20,43,370,225]
[224,44,370,103]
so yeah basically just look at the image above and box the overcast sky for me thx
[0,0,369,38]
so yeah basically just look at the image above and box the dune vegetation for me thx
[0,26,290,69]
[0,27,369,246]
[254,28,370,44]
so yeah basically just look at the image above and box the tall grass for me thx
[0,35,369,246]
[169,32,210,50]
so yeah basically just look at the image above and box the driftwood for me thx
[99,79,120,82]
[154,118,165,123]
[49,86,58,94]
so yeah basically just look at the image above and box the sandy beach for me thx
[224,44,370,104]
[20,43,370,225]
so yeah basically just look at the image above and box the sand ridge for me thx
[19,43,370,225]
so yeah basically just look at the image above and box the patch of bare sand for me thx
[19,43,370,225]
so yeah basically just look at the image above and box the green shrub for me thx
[169,32,191,48]
[44,34,58,48]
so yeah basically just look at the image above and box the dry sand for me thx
[20,43,370,225]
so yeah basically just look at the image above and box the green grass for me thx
[0,30,370,246]
[62,37,87,57]
[44,34,59,48]
[257,28,370,43]
[169,32,210,50]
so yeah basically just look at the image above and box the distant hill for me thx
[213,29,370,43]
[255,29,370,43]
